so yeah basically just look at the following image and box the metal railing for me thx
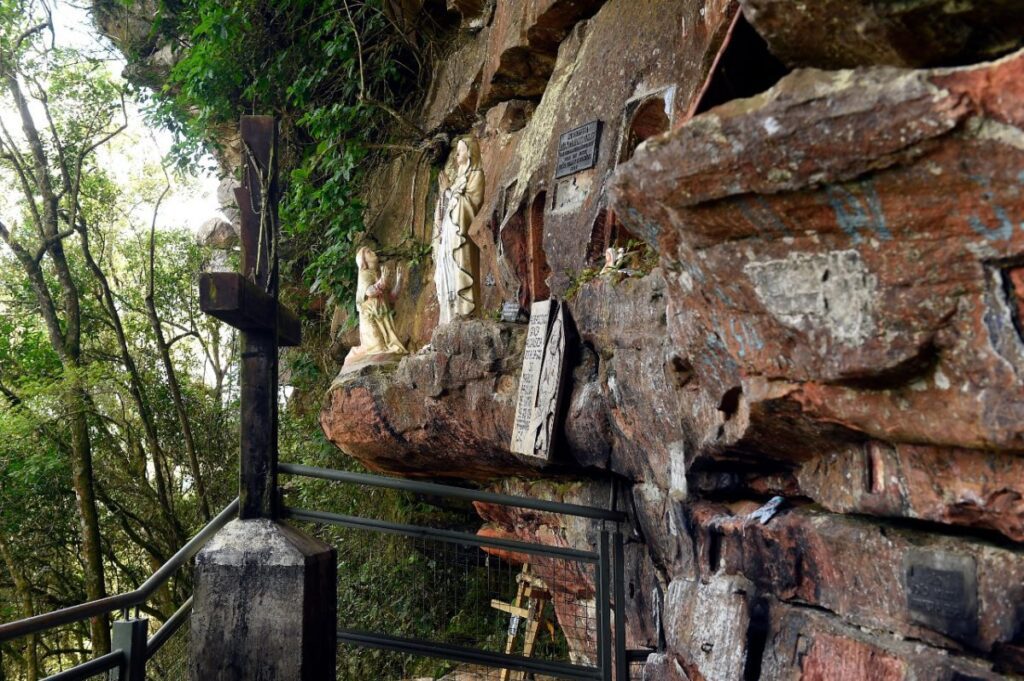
[2,466,643,680]
[0,499,238,680]
[279,463,630,681]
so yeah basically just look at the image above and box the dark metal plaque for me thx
[500,301,522,323]
[908,566,965,617]
[904,551,978,642]
[555,120,602,179]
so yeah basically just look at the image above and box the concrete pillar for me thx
[189,520,336,680]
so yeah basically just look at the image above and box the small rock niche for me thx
[528,191,551,302]
[583,89,676,266]
[499,190,552,310]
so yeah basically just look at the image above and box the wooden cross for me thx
[491,564,553,681]
[199,116,300,520]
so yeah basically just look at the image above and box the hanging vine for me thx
[139,0,429,306]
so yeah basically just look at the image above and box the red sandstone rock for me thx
[761,601,1006,680]
[688,503,1024,652]
[610,52,1024,538]
[488,99,536,133]
[420,36,485,131]
[464,0,738,298]
[319,319,538,479]
[663,575,753,681]
[1008,267,1024,327]
[567,272,686,482]
[477,0,605,109]
[795,442,1024,542]
[739,0,1024,69]
[641,653,693,681]
[622,541,662,651]
[631,482,697,580]
[471,480,604,602]
[319,273,688,485]
[318,5,1024,675]
[799,633,907,681]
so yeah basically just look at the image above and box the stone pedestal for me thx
[189,519,336,680]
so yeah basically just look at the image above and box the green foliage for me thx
[0,3,240,662]
[0,217,239,678]
[565,266,600,300]
[141,0,421,307]
[565,238,659,300]
[622,237,659,275]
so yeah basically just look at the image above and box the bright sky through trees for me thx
[0,0,221,236]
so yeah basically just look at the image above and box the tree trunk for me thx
[3,52,113,659]
[146,298,212,520]
[0,535,38,681]
[146,213,211,521]
[78,226,184,542]
[68,383,110,654]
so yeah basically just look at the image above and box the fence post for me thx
[598,529,612,681]
[613,530,628,681]
[109,618,148,681]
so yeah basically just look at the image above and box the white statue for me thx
[342,247,407,370]
[433,136,485,325]
[599,246,627,275]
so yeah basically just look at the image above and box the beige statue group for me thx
[342,137,485,372]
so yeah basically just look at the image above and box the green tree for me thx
[0,1,116,652]
[0,3,237,675]
[143,0,426,307]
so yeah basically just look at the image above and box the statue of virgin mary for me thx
[433,136,484,325]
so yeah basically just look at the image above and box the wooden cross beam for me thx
[199,274,301,346]
[199,115,300,520]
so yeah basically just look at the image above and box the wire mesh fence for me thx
[627,654,649,681]
[280,464,628,681]
[324,524,600,680]
[146,613,190,681]
[336,645,576,681]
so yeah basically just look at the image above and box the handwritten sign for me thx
[555,121,602,179]
[511,301,552,455]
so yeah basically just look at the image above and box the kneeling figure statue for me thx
[341,246,407,372]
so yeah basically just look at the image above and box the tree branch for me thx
[342,0,425,138]
[14,19,51,51]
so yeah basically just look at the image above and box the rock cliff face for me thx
[87,0,1024,675]
[315,0,1024,677]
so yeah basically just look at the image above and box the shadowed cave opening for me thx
[693,14,790,116]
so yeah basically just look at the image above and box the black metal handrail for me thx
[285,506,599,562]
[279,463,627,522]
[337,629,603,681]
[282,463,629,681]
[0,498,238,643]
[145,596,192,660]
[43,650,124,681]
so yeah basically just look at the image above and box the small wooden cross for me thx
[491,564,553,681]
[199,116,301,520]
